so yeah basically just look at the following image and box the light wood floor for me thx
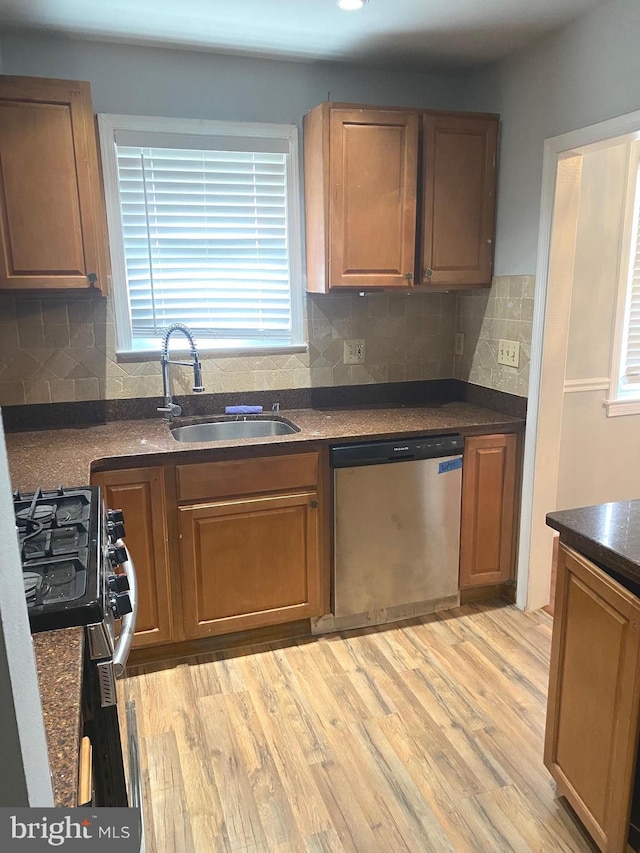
[124,602,599,852]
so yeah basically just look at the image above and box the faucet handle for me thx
[157,401,182,420]
[271,402,281,413]
[193,359,204,393]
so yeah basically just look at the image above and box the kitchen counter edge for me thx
[546,500,640,587]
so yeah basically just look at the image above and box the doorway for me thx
[518,111,640,611]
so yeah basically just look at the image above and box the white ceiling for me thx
[0,0,605,71]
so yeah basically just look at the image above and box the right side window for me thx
[607,143,640,415]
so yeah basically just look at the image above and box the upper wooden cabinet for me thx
[303,102,499,293]
[323,107,418,289]
[0,75,108,293]
[421,113,498,287]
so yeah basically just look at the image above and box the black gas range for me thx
[14,485,140,811]
[14,485,131,634]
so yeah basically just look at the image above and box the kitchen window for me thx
[98,114,304,356]
[607,140,640,415]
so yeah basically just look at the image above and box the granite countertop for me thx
[547,500,640,585]
[6,402,523,491]
[32,627,84,808]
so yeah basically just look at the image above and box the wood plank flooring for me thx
[123,602,599,852]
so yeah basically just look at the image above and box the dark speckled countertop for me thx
[32,628,84,808]
[547,500,640,585]
[5,402,523,491]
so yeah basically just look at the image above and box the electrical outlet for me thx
[454,332,464,356]
[498,339,520,367]
[344,339,365,364]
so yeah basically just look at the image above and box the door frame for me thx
[0,420,54,805]
[518,107,640,610]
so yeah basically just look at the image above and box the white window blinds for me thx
[621,164,640,391]
[98,116,303,354]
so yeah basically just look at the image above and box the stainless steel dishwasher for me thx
[312,434,463,634]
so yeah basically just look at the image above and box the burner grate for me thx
[14,485,103,631]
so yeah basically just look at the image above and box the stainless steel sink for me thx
[170,418,299,443]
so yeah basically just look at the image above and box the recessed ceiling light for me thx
[338,0,367,10]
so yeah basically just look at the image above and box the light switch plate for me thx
[344,340,365,364]
[498,339,520,367]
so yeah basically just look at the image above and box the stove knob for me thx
[110,592,132,618]
[108,545,127,567]
[107,520,127,542]
[108,573,130,594]
[107,509,125,525]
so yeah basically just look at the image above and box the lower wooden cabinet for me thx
[91,466,175,648]
[544,543,640,853]
[91,434,519,649]
[93,448,325,650]
[459,432,518,588]
[178,491,322,638]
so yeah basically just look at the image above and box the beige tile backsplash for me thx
[454,275,534,397]
[0,277,533,406]
[0,291,457,406]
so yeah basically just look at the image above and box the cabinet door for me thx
[179,492,321,638]
[421,113,498,287]
[329,109,418,289]
[459,433,517,588]
[0,75,107,292]
[92,467,174,648]
[545,544,640,853]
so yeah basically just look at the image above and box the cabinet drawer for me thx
[176,452,319,502]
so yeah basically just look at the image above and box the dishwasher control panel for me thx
[330,434,464,468]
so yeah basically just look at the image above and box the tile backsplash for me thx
[0,291,457,406]
[0,277,533,407]
[454,275,534,397]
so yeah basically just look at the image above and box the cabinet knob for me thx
[404,272,413,282]
[309,500,318,509]
[424,269,433,279]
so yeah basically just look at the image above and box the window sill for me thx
[115,343,308,362]
[604,397,640,416]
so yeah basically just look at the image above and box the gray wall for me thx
[0,32,464,122]
[465,0,640,275]
[9,7,639,280]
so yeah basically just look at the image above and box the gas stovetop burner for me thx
[22,561,87,605]
[15,487,91,531]
[23,571,42,601]
[21,525,87,560]
[14,485,103,631]
[16,503,55,526]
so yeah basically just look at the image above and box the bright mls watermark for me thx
[1,809,141,850]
